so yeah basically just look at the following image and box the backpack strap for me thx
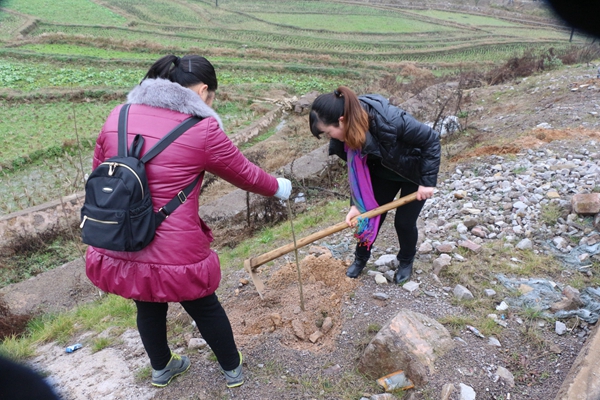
[117,104,132,157]
[140,116,203,227]
[140,116,202,163]
[155,171,203,228]
[117,108,203,227]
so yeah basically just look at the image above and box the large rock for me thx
[571,193,600,215]
[358,310,454,386]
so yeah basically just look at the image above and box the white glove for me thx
[274,178,292,200]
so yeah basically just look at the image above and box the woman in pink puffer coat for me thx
[86,54,292,389]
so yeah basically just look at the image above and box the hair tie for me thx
[173,56,180,66]
[334,89,343,98]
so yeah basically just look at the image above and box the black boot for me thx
[394,258,414,285]
[346,255,369,278]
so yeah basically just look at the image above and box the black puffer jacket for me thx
[329,94,441,187]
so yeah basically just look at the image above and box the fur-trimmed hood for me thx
[127,78,223,130]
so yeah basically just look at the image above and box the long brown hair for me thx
[309,86,369,150]
[337,86,368,150]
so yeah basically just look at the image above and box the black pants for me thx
[134,293,239,371]
[355,174,426,262]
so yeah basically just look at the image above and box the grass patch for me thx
[519,306,548,322]
[477,316,504,337]
[540,202,561,226]
[366,323,381,334]
[298,369,380,399]
[134,365,152,383]
[238,127,277,151]
[438,315,474,336]
[217,199,347,273]
[91,337,113,353]
[0,294,136,360]
[0,232,83,287]
[442,242,564,293]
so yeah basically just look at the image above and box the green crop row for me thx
[0,101,119,168]
[2,0,126,26]
[249,12,453,34]
[19,44,162,61]
[0,61,144,91]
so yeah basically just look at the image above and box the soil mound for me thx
[224,254,358,352]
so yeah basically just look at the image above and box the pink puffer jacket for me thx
[85,79,278,302]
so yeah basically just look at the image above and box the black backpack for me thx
[80,104,202,251]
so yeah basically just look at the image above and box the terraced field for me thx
[0,0,589,214]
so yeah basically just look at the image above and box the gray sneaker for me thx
[221,351,244,388]
[151,352,190,387]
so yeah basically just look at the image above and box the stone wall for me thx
[0,192,84,252]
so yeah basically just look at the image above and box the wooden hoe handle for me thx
[245,192,418,271]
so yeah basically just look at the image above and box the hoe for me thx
[244,192,418,299]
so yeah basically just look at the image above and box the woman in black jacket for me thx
[309,86,441,284]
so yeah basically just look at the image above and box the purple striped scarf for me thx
[346,144,380,249]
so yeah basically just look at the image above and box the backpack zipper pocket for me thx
[80,215,119,228]
[102,161,145,198]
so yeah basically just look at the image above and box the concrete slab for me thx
[555,322,600,400]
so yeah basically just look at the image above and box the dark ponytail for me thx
[309,86,368,150]
[142,54,218,91]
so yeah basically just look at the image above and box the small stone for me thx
[292,320,306,340]
[453,253,466,262]
[555,321,567,335]
[459,383,476,400]
[547,190,560,199]
[496,301,509,311]
[550,298,579,312]
[322,317,333,334]
[441,383,456,400]
[418,242,433,254]
[484,289,497,297]
[458,239,482,253]
[488,337,501,347]
[433,253,452,275]
[516,238,533,250]
[375,274,388,285]
[373,292,390,301]
[384,270,395,282]
[471,226,487,238]
[308,245,332,257]
[436,243,455,253]
[270,313,282,327]
[519,284,534,295]
[239,278,249,285]
[309,330,323,343]
[188,338,207,350]
[370,394,396,400]
[454,190,467,199]
[374,254,399,268]
[496,366,515,387]
[403,281,420,293]
[323,364,341,375]
[563,286,584,307]
[453,284,474,300]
